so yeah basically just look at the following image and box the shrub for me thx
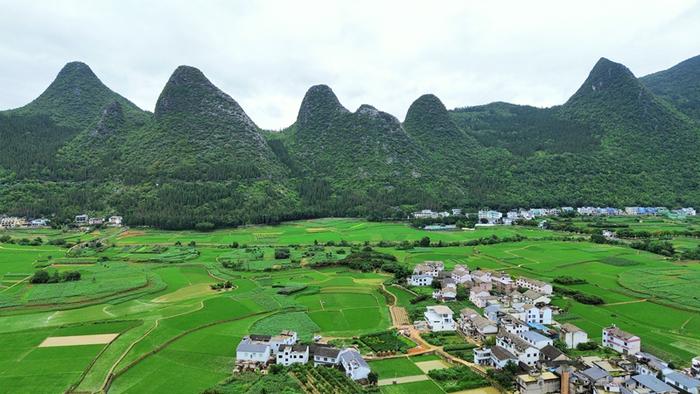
[274,248,290,259]
[576,341,599,351]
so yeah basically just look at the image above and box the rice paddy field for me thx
[1,217,699,393]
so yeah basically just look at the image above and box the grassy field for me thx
[114,218,557,246]
[0,217,699,392]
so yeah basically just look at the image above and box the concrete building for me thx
[560,323,588,349]
[424,305,456,332]
[602,325,641,355]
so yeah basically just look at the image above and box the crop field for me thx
[114,218,558,246]
[1,217,699,392]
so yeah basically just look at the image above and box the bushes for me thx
[630,239,675,256]
[554,286,604,305]
[274,248,290,259]
[429,366,489,392]
[30,269,81,284]
[194,222,215,232]
[576,341,599,351]
[554,276,587,285]
[360,330,415,353]
[573,293,604,305]
[277,285,307,295]
[210,281,233,290]
[410,294,429,304]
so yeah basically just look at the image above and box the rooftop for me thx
[517,371,559,383]
[427,305,453,315]
[632,374,675,393]
[666,372,700,389]
[605,326,638,340]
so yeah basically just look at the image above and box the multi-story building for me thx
[602,325,641,355]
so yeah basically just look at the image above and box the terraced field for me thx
[1,217,699,392]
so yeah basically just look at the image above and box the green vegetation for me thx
[1,217,700,393]
[428,366,489,392]
[3,56,700,228]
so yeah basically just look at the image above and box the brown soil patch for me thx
[39,333,119,347]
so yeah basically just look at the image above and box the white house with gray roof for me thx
[665,372,700,394]
[236,337,272,363]
[339,348,371,381]
[276,344,309,366]
[424,305,456,331]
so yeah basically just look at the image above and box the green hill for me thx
[1,56,699,228]
[641,54,700,122]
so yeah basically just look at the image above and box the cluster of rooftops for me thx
[235,330,370,381]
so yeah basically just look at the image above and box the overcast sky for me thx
[1,0,699,129]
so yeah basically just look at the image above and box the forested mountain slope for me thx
[1,56,699,228]
[640,54,700,122]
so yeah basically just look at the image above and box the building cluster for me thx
[407,266,700,394]
[235,330,370,382]
[0,216,50,228]
[411,206,697,225]
[74,214,123,227]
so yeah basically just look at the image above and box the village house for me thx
[625,374,677,394]
[424,305,456,332]
[236,337,273,364]
[635,352,670,377]
[458,308,498,337]
[89,217,104,225]
[471,270,492,283]
[501,316,529,335]
[519,330,554,350]
[267,330,298,353]
[276,344,309,366]
[407,274,433,286]
[517,371,560,394]
[521,290,551,305]
[311,344,341,366]
[560,323,589,349]
[522,304,552,325]
[469,287,491,308]
[497,329,540,367]
[0,216,27,228]
[478,210,503,224]
[664,372,700,394]
[108,215,123,226]
[432,279,457,302]
[75,214,89,224]
[539,345,570,367]
[516,277,553,295]
[692,356,700,378]
[30,218,49,227]
[338,348,371,381]
[474,346,518,369]
[492,272,515,292]
[602,325,641,355]
[451,265,471,284]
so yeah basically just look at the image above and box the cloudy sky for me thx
[1,0,699,129]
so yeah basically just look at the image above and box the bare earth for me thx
[39,333,119,347]
[415,359,450,373]
[377,374,429,386]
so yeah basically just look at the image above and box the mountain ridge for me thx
[1,55,699,228]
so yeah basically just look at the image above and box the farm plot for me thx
[296,290,391,336]
[0,320,138,394]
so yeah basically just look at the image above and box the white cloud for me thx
[0,0,698,128]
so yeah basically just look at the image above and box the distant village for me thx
[412,206,697,229]
[0,214,123,229]
[406,261,700,394]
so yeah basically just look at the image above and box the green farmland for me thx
[1,217,699,393]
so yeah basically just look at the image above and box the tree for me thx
[419,236,431,247]
[367,371,379,385]
[30,270,50,284]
